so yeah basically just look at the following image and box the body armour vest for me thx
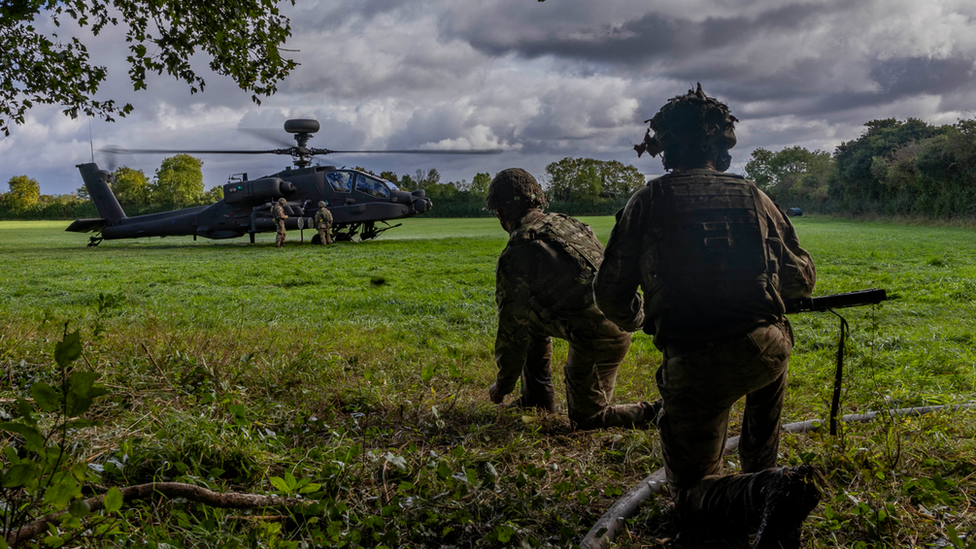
[641,171,782,340]
[510,212,604,317]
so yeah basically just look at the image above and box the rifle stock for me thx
[787,289,888,314]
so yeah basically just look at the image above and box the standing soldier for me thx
[272,197,288,248]
[486,168,658,430]
[594,85,821,548]
[314,200,333,245]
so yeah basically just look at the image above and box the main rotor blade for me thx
[101,146,283,155]
[322,148,504,155]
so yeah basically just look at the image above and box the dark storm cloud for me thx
[441,2,843,67]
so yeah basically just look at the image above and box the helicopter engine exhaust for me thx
[223,177,296,205]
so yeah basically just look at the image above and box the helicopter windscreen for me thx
[326,172,353,193]
[355,174,392,198]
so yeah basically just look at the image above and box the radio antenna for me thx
[88,118,94,163]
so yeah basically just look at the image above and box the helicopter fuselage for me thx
[68,162,433,244]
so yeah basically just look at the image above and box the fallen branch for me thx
[8,482,309,547]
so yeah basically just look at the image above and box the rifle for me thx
[786,289,888,435]
[786,288,888,314]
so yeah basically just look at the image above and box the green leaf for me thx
[31,382,61,413]
[284,471,297,490]
[299,483,322,494]
[2,463,37,488]
[420,364,435,383]
[103,487,123,512]
[55,330,83,367]
[43,475,81,508]
[68,499,90,518]
[0,422,45,451]
[67,371,99,397]
[269,476,291,493]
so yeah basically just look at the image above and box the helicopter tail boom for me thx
[77,163,126,223]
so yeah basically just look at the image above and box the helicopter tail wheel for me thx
[88,236,103,247]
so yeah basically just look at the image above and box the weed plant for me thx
[0,216,973,547]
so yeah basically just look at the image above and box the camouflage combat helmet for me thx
[278,197,287,205]
[318,201,327,208]
[635,83,738,172]
[486,168,548,211]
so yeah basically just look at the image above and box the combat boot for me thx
[752,465,823,549]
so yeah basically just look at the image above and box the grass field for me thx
[0,216,974,548]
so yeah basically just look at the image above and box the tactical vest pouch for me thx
[658,176,767,284]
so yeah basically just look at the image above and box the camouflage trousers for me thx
[655,321,793,529]
[317,224,333,245]
[274,220,286,247]
[520,328,653,430]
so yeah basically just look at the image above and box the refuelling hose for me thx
[581,403,976,549]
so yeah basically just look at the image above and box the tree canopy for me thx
[544,157,644,201]
[112,166,150,205]
[5,175,41,211]
[0,0,297,136]
[151,154,204,207]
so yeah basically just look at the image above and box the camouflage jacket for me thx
[314,207,332,227]
[272,203,288,221]
[594,169,816,344]
[494,209,627,395]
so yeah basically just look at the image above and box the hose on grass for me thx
[581,403,976,549]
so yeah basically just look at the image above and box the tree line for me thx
[368,158,645,218]
[0,154,221,219]
[746,117,976,218]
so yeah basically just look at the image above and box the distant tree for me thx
[399,174,417,191]
[831,118,948,205]
[0,0,297,136]
[545,158,641,201]
[150,154,204,207]
[379,171,399,185]
[598,160,644,198]
[6,175,40,210]
[424,182,459,200]
[206,186,224,202]
[745,146,832,203]
[426,168,441,187]
[470,172,492,196]
[414,169,428,188]
[112,166,150,205]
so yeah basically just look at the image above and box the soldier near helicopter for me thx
[272,197,288,248]
[314,200,333,245]
[485,168,659,430]
[593,85,821,548]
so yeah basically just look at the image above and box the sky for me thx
[2,0,976,196]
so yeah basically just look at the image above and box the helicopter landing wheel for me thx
[359,222,378,241]
[88,236,103,247]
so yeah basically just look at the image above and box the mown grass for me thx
[0,216,974,548]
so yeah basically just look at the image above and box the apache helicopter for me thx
[67,119,501,246]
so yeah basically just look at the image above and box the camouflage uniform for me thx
[272,198,288,248]
[594,169,817,532]
[495,209,655,429]
[314,201,333,245]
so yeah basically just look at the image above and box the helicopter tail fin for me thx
[77,163,126,222]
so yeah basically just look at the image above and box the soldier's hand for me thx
[488,383,504,404]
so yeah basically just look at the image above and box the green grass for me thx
[0,215,974,548]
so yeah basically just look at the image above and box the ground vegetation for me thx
[0,217,973,547]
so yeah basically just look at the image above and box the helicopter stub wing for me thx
[66,218,107,233]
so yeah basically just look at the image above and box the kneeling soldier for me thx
[486,168,658,430]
